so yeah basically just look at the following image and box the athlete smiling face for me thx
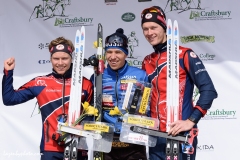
[105,48,127,70]
[142,21,166,46]
[48,37,74,75]
[50,51,72,75]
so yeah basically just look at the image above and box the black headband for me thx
[50,44,73,56]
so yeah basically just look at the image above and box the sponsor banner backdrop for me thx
[0,0,239,159]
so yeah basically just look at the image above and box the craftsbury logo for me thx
[164,0,232,21]
[122,12,135,22]
[189,10,232,21]
[193,87,236,121]
[29,0,94,27]
[127,59,142,69]
[181,35,215,44]
[54,17,93,27]
[202,109,237,120]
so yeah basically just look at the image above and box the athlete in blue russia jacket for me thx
[102,61,149,133]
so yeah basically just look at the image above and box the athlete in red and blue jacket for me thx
[141,6,218,160]
[2,37,93,160]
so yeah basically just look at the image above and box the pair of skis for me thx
[165,18,198,159]
[166,19,180,160]
[63,26,85,160]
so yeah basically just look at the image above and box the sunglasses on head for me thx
[105,35,128,47]
[141,6,166,20]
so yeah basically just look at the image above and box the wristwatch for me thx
[188,116,198,124]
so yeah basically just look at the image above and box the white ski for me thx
[68,27,85,125]
[173,20,179,122]
[166,19,174,132]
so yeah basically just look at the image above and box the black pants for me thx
[103,135,147,160]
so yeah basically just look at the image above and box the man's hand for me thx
[4,57,15,71]
[168,119,195,136]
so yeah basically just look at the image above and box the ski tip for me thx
[76,29,80,34]
[167,19,172,24]
[98,23,103,32]
[80,26,85,32]
[167,19,172,32]
[173,20,178,26]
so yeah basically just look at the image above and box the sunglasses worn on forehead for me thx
[141,7,166,20]
[105,35,128,47]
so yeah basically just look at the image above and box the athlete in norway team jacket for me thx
[2,37,93,160]
[140,6,218,160]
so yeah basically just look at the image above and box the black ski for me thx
[93,23,104,160]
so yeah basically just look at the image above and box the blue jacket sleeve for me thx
[2,69,37,105]
[184,50,218,123]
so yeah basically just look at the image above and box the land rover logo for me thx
[122,12,135,22]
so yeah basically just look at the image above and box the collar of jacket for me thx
[52,63,73,79]
[107,61,128,76]
[153,41,167,53]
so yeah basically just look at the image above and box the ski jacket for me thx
[102,61,149,133]
[142,43,217,132]
[2,66,93,152]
